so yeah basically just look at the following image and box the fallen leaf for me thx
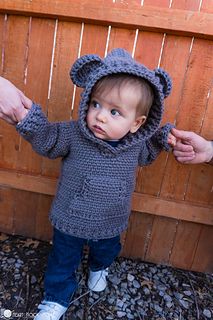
[2,244,11,253]
[140,280,153,290]
[0,233,9,241]
[20,238,39,249]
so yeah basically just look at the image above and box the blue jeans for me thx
[44,228,121,307]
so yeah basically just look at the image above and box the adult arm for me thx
[0,76,30,124]
[0,77,72,159]
[172,128,213,165]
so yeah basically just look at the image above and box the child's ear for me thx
[130,115,147,133]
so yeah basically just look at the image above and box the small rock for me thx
[166,301,173,308]
[157,284,167,291]
[154,304,163,313]
[116,299,124,308]
[143,287,150,295]
[110,275,121,285]
[203,309,211,318]
[179,299,189,309]
[108,297,115,304]
[159,291,164,297]
[76,309,84,319]
[133,280,140,288]
[174,292,184,300]
[163,294,172,302]
[183,290,192,296]
[117,311,126,318]
[30,275,37,284]
[127,274,135,282]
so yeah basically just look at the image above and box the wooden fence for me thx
[0,0,212,273]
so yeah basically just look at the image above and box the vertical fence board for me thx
[16,18,55,174]
[107,27,137,53]
[0,187,14,233]
[0,14,4,72]
[42,21,82,178]
[176,39,212,134]
[35,194,53,240]
[159,36,192,200]
[171,0,200,10]
[192,225,213,273]
[47,21,82,122]
[134,31,165,196]
[0,16,29,170]
[134,31,164,69]
[176,39,213,204]
[145,216,177,264]
[201,0,213,13]
[185,165,213,205]
[13,190,38,237]
[169,221,202,270]
[122,212,154,259]
[143,0,170,7]
[201,87,213,141]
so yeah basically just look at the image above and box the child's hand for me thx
[0,77,31,125]
[167,132,176,147]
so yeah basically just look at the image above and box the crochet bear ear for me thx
[70,54,103,88]
[154,68,172,98]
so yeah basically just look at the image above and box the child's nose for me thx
[96,110,107,123]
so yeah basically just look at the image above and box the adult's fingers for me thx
[17,89,32,109]
[171,128,192,141]
[175,156,196,164]
[173,150,195,158]
[173,140,193,152]
[0,114,17,125]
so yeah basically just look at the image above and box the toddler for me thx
[0,48,176,320]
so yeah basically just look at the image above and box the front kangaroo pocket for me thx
[68,176,127,220]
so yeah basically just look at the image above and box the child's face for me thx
[86,83,147,141]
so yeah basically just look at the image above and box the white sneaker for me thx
[34,300,67,320]
[88,268,108,292]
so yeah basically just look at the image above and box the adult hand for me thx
[0,77,31,125]
[172,128,213,164]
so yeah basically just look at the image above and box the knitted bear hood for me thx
[70,48,172,152]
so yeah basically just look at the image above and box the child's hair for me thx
[91,73,154,116]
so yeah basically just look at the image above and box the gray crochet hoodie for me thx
[16,48,173,239]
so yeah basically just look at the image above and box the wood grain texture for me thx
[191,225,213,273]
[122,211,154,259]
[0,16,29,170]
[42,21,82,177]
[0,0,212,39]
[145,216,178,264]
[169,221,202,270]
[0,187,14,233]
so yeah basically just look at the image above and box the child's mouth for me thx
[93,125,105,133]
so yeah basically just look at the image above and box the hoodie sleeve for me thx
[138,123,174,166]
[16,103,73,159]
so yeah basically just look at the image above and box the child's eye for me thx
[111,109,120,116]
[92,101,101,109]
